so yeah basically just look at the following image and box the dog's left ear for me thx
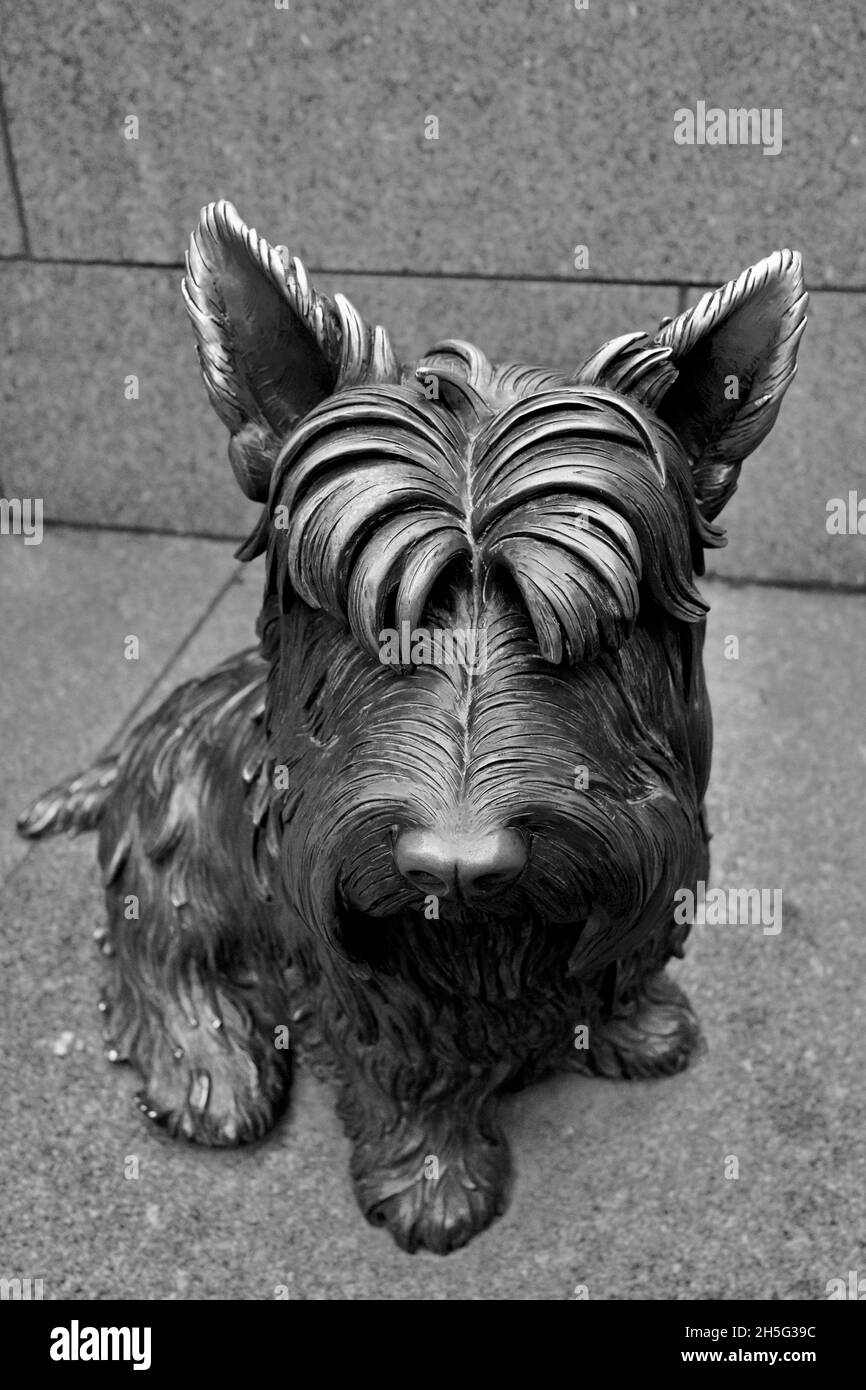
[577,251,807,521]
[182,200,399,506]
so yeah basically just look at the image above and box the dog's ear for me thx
[653,252,807,519]
[182,200,399,504]
[576,252,807,521]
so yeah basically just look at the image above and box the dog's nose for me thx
[394,828,527,899]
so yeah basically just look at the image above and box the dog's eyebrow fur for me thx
[259,341,720,667]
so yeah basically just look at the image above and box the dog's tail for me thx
[17,753,119,839]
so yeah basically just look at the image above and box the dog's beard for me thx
[334,888,592,999]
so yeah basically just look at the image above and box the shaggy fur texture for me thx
[19,201,806,1254]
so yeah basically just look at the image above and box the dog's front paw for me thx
[352,1118,512,1255]
[584,971,702,1080]
[106,980,292,1146]
[135,1033,289,1147]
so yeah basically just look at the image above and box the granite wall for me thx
[2,0,864,586]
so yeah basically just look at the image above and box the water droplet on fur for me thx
[189,1072,211,1113]
[211,1017,222,1030]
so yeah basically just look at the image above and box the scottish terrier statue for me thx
[19,202,807,1254]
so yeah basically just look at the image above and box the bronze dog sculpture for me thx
[19,202,806,1254]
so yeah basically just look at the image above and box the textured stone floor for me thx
[1,529,862,1300]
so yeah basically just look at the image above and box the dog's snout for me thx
[394,827,527,899]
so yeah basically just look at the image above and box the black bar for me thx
[4,1296,863,1376]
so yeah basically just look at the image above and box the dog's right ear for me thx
[182,201,399,505]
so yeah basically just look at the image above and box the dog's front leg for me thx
[98,831,293,1148]
[336,1066,513,1255]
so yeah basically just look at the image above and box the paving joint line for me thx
[0,253,864,294]
[0,72,32,256]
